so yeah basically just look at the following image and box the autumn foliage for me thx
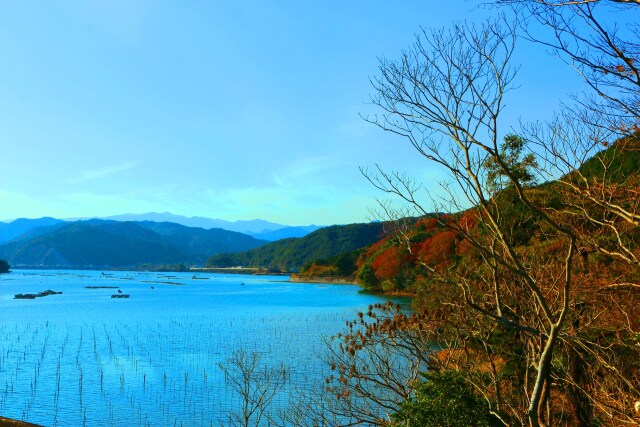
[326,4,640,424]
[331,139,640,426]
[356,216,466,293]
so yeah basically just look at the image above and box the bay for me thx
[0,269,391,426]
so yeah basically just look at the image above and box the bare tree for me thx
[517,109,640,425]
[218,349,289,427]
[321,302,431,425]
[355,0,640,422]
[365,17,564,426]
[497,0,640,131]
[358,11,633,425]
[498,1,639,7]
[499,3,640,421]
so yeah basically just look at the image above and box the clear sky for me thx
[0,0,600,225]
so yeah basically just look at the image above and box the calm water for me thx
[0,270,392,426]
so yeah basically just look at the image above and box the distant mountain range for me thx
[0,217,65,244]
[96,212,323,238]
[0,219,268,268]
[206,222,385,272]
[250,225,322,241]
[0,213,379,271]
[0,213,322,242]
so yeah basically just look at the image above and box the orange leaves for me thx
[356,215,470,292]
[618,123,640,134]
[412,230,457,270]
[371,245,408,279]
[415,217,440,230]
[458,210,478,230]
[356,236,390,270]
[301,263,337,276]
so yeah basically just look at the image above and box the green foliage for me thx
[577,138,640,183]
[392,370,501,427]
[491,189,540,246]
[0,259,9,273]
[300,249,362,277]
[357,263,378,291]
[484,134,538,194]
[206,223,384,272]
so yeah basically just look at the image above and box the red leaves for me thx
[412,230,456,270]
[371,245,406,279]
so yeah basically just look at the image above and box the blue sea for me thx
[0,270,393,426]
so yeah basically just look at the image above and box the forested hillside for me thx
[352,140,640,294]
[0,220,267,268]
[206,222,384,271]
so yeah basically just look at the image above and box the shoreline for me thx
[289,274,358,285]
[190,267,287,275]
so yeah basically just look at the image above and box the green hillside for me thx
[0,220,267,268]
[353,138,640,293]
[137,221,267,255]
[205,222,385,271]
[578,138,640,182]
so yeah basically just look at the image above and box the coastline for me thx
[190,267,288,275]
[290,274,416,298]
[289,274,358,285]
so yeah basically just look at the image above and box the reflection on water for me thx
[0,270,389,426]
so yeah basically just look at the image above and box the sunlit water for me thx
[0,270,393,426]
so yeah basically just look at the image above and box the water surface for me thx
[0,270,390,426]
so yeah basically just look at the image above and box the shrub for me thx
[392,370,501,427]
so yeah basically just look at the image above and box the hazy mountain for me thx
[137,221,267,255]
[250,225,323,241]
[0,219,268,268]
[0,217,66,243]
[97,212,321,239]
[100,212,289,235]
[206,222,385,272]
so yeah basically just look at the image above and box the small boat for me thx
[111,294,130,299]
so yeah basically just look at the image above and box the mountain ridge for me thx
[0,213,322,242]
[206,222,385,272]
[0,219,268,269]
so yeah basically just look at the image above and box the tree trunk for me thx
[528,326,559,427]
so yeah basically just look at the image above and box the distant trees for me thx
[354,4,640,426]
[206,223,384,272]
[0,259,9,273]
[298,250,362,279]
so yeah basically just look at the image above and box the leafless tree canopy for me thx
[500,0,640,132]
[218,350,289,427]
[355,5,640,427]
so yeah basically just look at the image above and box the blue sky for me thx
[0,1,597,225]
